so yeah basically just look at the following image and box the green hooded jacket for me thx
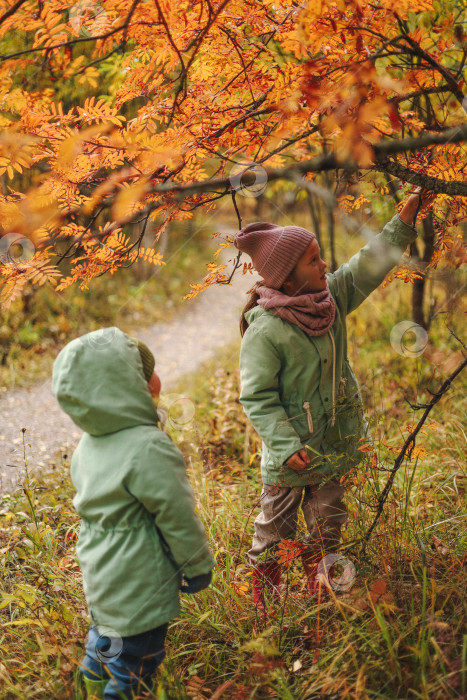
[52,327,215,637]
[239,213,418,487]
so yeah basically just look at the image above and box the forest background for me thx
[0,0,466,698]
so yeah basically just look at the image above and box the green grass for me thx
[0,268,465,699]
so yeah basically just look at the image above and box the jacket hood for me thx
[52,327,159,436]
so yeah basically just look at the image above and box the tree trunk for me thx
[411,212,435,329]
[305,189,322,251]
[322,170,337,271]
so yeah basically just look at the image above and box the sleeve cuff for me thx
[182,549,216,578]
[381,213,418,247]
[277,442,303,468]
[396,213,417,232]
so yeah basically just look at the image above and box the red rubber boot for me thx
[249,559,281,610]
[301,548,328,599]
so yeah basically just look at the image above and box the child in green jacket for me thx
[234,188,434,607]
[52,327,215,699]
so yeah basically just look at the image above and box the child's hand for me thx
[399,186,437,227]
[406,185,437,208]
[181,570,212,594]
[285,449,310,471]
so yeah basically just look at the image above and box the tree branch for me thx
[0,0,27,27]
[395,13,465,105]
[360,335,467,556]
[150,124,467,197]
[0,0,143,60]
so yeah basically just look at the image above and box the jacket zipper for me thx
[302,401,314,433]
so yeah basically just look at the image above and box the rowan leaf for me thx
[0,0,464,304]
[277,539,306,567]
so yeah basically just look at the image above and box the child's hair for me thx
[240,282,262,337]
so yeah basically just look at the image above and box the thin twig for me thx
[216,190,243,286]
[360,334,467,556]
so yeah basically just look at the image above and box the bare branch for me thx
[360,339,467,556]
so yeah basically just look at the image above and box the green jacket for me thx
[52,327,215,637]
[239,213,418,487]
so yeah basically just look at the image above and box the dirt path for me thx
[0,243,259,495]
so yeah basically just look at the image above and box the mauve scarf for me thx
[256,283,336,336]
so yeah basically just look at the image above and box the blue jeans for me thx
[80,622,168,699]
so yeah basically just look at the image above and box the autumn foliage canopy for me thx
[0,0,465,306]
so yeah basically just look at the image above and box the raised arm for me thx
[328,188,435,316]
[239,325,303,468]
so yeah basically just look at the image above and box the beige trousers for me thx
[248,480,348,563]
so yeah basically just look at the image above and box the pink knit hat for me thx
[234,221,316,289]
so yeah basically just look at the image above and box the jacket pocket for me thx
[326,359,365,448]
[282,399,325,445]
[343,359,362,401]
[148,523,182,588]
[280,400,309,441]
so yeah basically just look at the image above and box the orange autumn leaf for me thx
[0,0,464,304]
[277,539,306,567]
[357,442,375,453]
[112,180,148,223]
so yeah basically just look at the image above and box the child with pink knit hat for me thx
[234,187,435,608]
